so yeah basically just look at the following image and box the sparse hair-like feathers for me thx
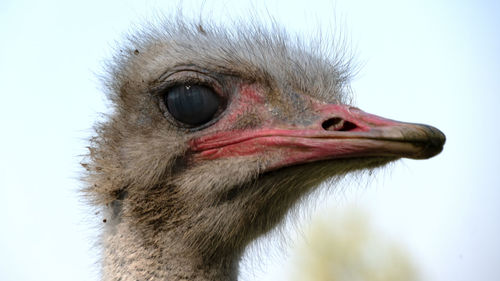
[83,15,391,281]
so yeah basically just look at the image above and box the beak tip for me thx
[413,124,446,159]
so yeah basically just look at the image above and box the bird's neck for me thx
[101,219,240,281]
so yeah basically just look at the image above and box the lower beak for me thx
[191,105,445,170]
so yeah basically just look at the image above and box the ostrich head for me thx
[84,17,445,281]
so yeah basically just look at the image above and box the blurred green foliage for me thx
[292,208,420,281]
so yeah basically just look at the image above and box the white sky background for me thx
[0,0,499,280]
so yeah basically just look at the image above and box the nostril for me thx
[322,117,358,131]
[322,117,343,131]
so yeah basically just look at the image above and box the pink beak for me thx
[191,104,445,171]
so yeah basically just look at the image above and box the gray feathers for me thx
[83,15,389,281]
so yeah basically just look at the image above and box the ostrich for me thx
[84,17,445,281]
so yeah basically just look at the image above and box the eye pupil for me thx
[165,84,220,126]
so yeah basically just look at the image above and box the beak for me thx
[191,104,445,171]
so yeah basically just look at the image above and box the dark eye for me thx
[164,84,221,126]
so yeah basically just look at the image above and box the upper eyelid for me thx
[150,70,224,97]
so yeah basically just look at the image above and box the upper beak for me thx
[191,104,445,171]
